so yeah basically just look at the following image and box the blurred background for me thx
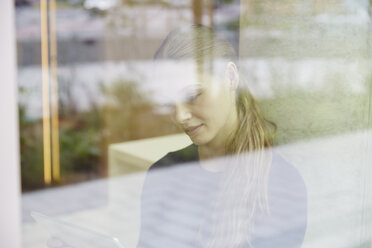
[10,0,372,247]
[17,0,242,190]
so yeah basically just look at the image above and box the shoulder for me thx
[252,152,307,247]
[149,143,199,171]
[270,152,307,195]
[268,152,307,212]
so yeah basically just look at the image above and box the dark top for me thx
[137,144,307,248]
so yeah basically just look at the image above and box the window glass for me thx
[17,0,372,247]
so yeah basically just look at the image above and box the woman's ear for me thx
[225,61,239,91]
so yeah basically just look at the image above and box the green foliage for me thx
[19,105,44,191]
[59,111,101,179]
[20,78,178,191]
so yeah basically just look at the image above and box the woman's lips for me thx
[184,124,203,136]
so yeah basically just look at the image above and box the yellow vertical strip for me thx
[40,0,52,185]
[49,0,60,182]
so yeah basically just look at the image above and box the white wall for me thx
[0,1,21,248]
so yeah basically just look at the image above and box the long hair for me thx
[155,25,276,247]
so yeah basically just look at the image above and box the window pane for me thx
[17,0,372,247]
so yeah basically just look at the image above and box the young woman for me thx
[138,25,307,248]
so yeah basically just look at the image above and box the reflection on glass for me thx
[17,0,372,248]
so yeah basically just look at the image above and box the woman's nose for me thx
[174,103,192,124]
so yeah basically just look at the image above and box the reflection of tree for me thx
[100,79,177,142]
[19,77,179,190]
[192,0,203,24]
[19,80,103,191]
[58,74,78,117]
[192,0,215,27]
[58,110,101,181]
[99,79,178,176]
[19,103,45,191]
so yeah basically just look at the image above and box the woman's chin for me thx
[189,135,208,146]
[184,127,211,146]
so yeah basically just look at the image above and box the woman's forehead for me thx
[154,60,201,83]
[157,82,203,104]
[154,59,227,79]
[152,61,203,99]
[154,59,225,83]
[150,59,227,104]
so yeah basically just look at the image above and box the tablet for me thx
[31,211,125,248]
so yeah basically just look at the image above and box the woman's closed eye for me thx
[157,102,175,115]
[186,91,202,103]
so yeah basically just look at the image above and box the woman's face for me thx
[158,61,239,148]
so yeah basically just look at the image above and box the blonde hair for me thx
[155,25,276,247]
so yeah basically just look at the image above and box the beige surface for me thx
[108,133,192,176]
